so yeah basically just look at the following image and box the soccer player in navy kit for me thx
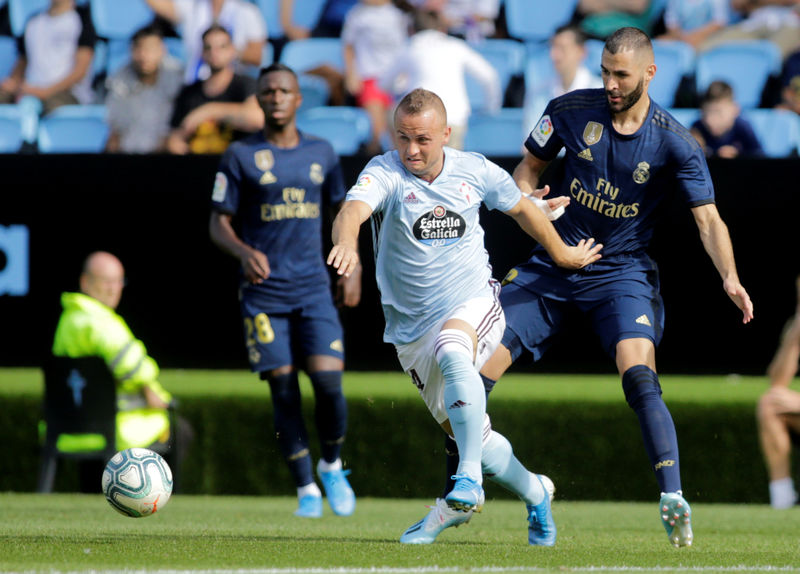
[209,63,360,518]
[415,27,755,547]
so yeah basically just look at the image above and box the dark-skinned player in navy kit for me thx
[209,62,360,519]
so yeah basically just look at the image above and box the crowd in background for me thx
[0,0,799,157]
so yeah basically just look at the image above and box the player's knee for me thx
[622,364,662,410]
[309,370,343,397]
[435,329,474,376]
[266,371,301,408]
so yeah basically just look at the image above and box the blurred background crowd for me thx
[0,0,799,158]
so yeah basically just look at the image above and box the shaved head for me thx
[80,251,125,309]
[604,26,653,65]
[394,88,448,128]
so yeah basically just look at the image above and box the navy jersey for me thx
[525,89,714,257]
[211,131,346,303]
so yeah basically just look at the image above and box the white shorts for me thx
[395,294,505,424]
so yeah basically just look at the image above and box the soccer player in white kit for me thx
[328,88,602,544]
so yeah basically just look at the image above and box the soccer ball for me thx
[102,448,173,517]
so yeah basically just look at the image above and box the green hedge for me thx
[0,369,786,503]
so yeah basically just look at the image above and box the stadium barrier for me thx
[0,375,773,503]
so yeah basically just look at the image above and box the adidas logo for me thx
[329,339,344,352]
[578,148,593,161]
[448,400,470,410]
[635,314,652,327]
[404,192,420,204]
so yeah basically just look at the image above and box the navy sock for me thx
[309,370,347,464]
[441,373,496,497]
[267,371,313,487]
[622,365,682,493]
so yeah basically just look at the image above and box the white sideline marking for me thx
[13,567,800,574]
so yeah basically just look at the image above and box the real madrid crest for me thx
[583,121,603,146]
[632,161,650,184]
[309,162,324,184]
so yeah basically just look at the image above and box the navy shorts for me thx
[500,251,664,362]
[239,286,344,372]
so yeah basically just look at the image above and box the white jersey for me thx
[346,147,521,345]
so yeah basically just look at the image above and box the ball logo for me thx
[532,114,554,147]
[412,206,466,246]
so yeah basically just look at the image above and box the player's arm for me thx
[181,95,264,134]
[691,203,754,323]
[505,195,602,269]
[209,211,270,284]
[328,200,373,278]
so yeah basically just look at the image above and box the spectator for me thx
[342,0,408,154]
[690,80,763,158]
[167,24,262,155]
[52,251,193,492]
[757,275,800,509]
[279,0,358,40]
[657,0,730,50]
[775,48,800,115]
[574,0,659,39]
[0,0,96,114]
[105,25,184,153]
[145,0,267,84]
[439,0,501,42]
[701,0,800,58]
[523,24,603,141]
[381,9,500,149]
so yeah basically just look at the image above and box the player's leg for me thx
[300,297,355,516]
[241,295,321,517]
[435,318,486,511]
[757,391,800,508]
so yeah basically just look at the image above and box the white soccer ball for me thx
[102,448,173,517]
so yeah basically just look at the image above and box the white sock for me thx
[297,482,322,499]
[769,477,797,509]
[317,458,342,473]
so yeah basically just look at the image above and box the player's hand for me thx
[241,248,270,284]
[336,263,362,308]
[555,238,603,269]
[327,244,360,278]
[723,277,754,324]
[529,184,570,213]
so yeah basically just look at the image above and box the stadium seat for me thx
[253,0,327,39]
[296,106,370,156]
[37,356,118,493]
[584,38,604,72]
[280,38,344,74]
[298,74,330,109]
[695,41,782,109]
[505,0,579,43]
[38,105,109,153]
[650,40,694,107]
[8,0,48,37]
[742,108,800,158]
[463,108,526,157]
[90,0,154,40]
[0,35,17,79]
[466,39,526,111]
[666,107,699,129]
[0,104,25,152]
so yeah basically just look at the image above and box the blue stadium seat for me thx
[296,106,370,156]
[0,104,25,152]
[584,38,604,72]
[90,0,154,40]
[650,40,694,106]
[742,108,800,158]
[38,105,109,153]
[696,41,782,109]
[0,35,18,79]
[463,109,526,157]
[666,108,700,129]
[505,0,579,43]
[466,39,525,111]
[280,38,344,73]
[254,0,327,39]
[8,0,48,37]
[298,74,330,109]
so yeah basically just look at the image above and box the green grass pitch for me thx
[1,493,799,572]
